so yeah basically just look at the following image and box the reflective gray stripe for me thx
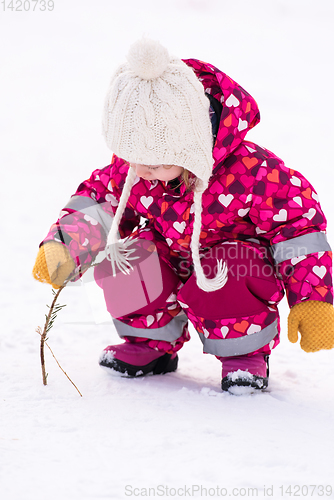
[64,195,114,237]
[198,319,278,357]
[271,232,331,264]
[113,314,188,342]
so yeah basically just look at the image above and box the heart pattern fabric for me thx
[41,57,333,354]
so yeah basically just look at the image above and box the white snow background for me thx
[1,1,334,499]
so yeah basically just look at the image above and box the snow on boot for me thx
[99,342,178,377]
[220,354,269,394]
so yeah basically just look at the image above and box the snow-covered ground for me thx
[1,1,334,499]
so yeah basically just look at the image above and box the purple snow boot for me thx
[99,342,178,377]
[220,354,269,393]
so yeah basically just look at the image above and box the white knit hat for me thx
[103,38,227,292]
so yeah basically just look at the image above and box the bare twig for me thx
[36,327,82,397]
[36,261,99,395]
[38,285,65,385]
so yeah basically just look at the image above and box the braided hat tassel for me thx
[106,167,139,276]
[191,182,228,292]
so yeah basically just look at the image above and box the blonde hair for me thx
[162,165,193,191]
[182,169,192,190]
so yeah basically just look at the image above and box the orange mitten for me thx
[32,241,75,289]
[288,300,334,352]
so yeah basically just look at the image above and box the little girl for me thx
[33,38,334,392]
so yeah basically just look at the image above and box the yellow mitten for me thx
[288,301,334,352]
[32,241,75,289]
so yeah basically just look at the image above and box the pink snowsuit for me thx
[42,59,333,360]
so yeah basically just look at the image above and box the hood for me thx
[183,59,260,171]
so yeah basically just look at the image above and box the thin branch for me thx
[36,261,99,394]
[38,285,65,385]
[36,327,82,397]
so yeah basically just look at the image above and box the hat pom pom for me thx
[127,38,170,80]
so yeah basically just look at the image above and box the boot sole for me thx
[99,353,178,377]
[221,374,268,392]
[221,355,270,392]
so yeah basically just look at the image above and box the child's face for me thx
[131,163,184,182]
